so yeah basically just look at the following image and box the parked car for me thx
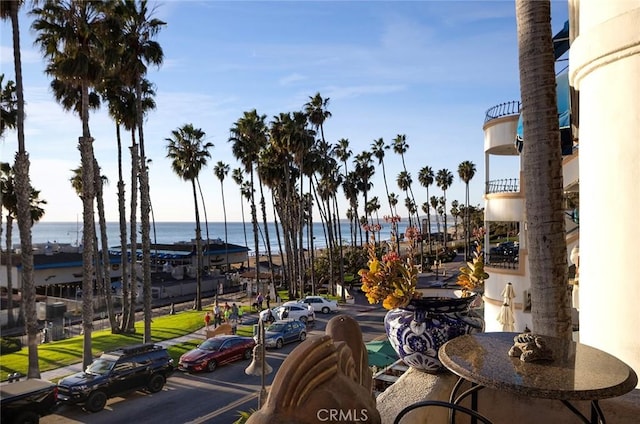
[489,241,519,262]
[298,295,338,314]
[257,320,307,349]
[1,377,59,424]
[259,304,315,323]
[178,335,255,373]
[57,343,174,413]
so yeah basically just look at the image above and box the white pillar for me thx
[569,3,640,385]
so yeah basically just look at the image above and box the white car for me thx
[298,296,338,314]
[259,304,315,323]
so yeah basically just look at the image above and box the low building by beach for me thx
[0,239,249,326]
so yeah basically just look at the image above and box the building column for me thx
[569,3,640,384]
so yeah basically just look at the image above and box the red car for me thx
[178,335,255,373]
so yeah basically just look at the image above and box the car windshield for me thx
[200,338,224,351]
[86,358,115,375]
[266,323,286,333]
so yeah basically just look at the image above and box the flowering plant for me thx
[359,219,420,310]
[456,227,490,297]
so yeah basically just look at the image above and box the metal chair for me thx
[393,399,493,424]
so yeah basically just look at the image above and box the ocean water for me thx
[8,217,445,254]
[18,221,423,253]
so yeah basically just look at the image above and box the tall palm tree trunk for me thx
[115,122,127,334]
[221,182,229,272]
[137,93,153,341]
[78,75,98,369]
[249,171,260,298]
[5,215,15,327]
[196,178,211,254]
[516,0,571,339]
[191,179,203,311]
[94,159,116,330]
[333,195,346,302]
[8,0,39,378]
[124,137,139,333]
[426,189,432,254]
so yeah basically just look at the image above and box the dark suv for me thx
[57,343,174,412]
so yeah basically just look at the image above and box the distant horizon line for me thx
[31,217,449,225]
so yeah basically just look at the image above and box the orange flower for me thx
[359,225,420,310]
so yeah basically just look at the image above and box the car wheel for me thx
[300,315,308,323]
[85,390,108,413]
[244,348,253,360]
[299,331,307,342]
[275,338,284,349]
[147,373,165,393]
[321,307,330,314]
[14,411,39,424]
[207,360,218,372]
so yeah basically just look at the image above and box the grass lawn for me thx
[0,310,207,381]
[0,309,262,382]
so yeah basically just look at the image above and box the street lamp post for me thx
[74,287,80,312]
[245,318,272,408]
[433,259,442,282]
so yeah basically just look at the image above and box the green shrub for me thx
[0,337,23,355]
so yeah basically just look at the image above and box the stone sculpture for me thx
[508,332,553,362]
[247,314,381,424]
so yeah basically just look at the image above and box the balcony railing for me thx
[487,254,520,269]
[485,178,520,194]
[484,101,521,124]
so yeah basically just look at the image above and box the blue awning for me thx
[553,20,570,60]
[515,71,573,155]
[515,21,573,156]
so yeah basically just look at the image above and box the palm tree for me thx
[418,166,435,254]
[166,124,213,311]
[450,199,460,241]
[113,0,165,342]
[396,171,413,227]
[0,74,16,263]
[458,160,476,260]
[342,172,359,247]
[333,138,352,242]
[101,75,156,333]
[354,151,374,243]
[229,110,268,295]
[371,138,393,216]
[393,134,418,225]
[1,0,42,378]
[231,168,250,268]
[388,192,399,217]
[1,163,46,327]
[31,0,110,370]
[214,161,230,272]
[304,92,331,144]
[430,195,441,252]
[304,93,338,297]
[0,74,17,137]
[516,0,571,338]
[69,165,116,331]
[435,169,453,248]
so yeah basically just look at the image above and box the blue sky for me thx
[1,0,568,223]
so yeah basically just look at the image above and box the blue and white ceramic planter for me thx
[384,295,484,373]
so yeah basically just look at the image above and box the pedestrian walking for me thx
[265,293,271,309]
[213,303,221,327]
[257,293,264,311]
[204,312,211,329]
